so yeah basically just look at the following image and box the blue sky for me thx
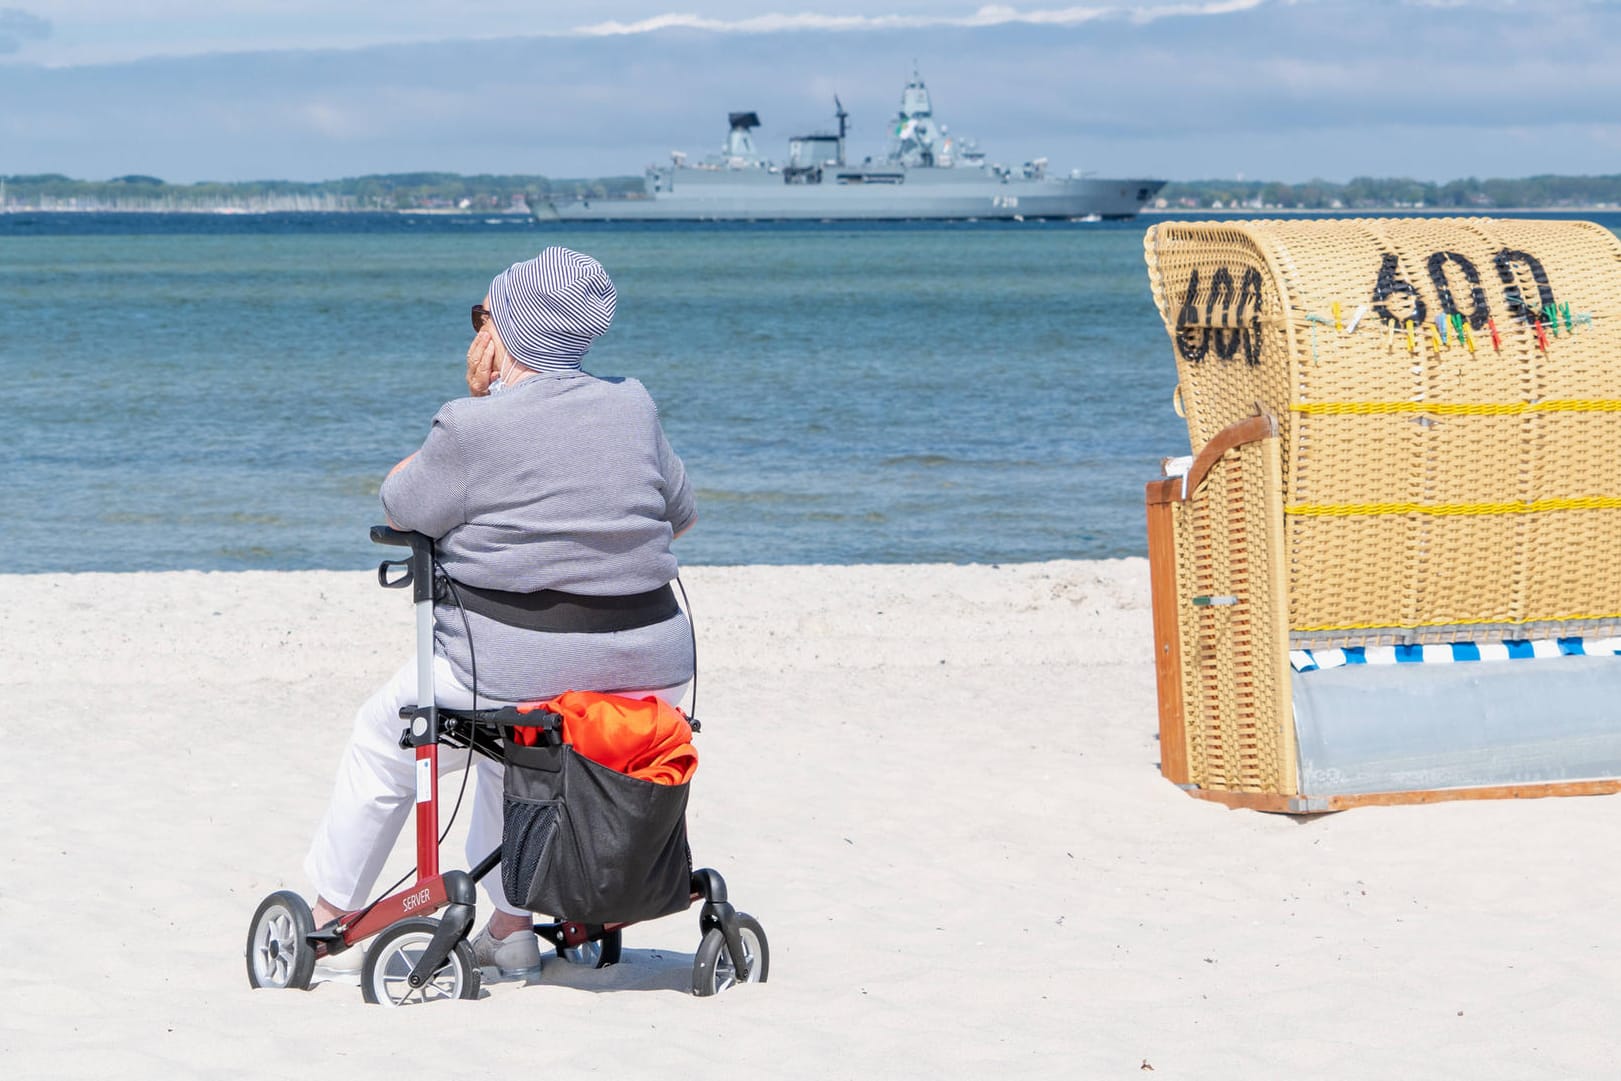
[2,1,1617,184]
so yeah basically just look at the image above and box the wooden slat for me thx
[1181,779,1621,814]
[1323,780,1621,810]
[1145,489,1189,784]
[1180,788,1306,813]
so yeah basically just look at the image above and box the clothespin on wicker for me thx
[1305,312,1332,363]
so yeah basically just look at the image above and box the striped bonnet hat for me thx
[487,246,617,372]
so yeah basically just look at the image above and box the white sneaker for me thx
[314,943,366,984]
[471,923,542,978]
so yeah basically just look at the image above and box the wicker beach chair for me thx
[1143,217,1621,811]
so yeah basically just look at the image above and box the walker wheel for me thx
[360,918,481,1006]
[245,890,317,991]
[691,914,769,996]
[556,929,622,969]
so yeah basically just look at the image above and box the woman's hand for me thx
[466,330,498,396]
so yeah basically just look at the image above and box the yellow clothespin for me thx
[1332,302,1343,332]
[1384,319,1396,350]
[1426,324,1443,353]
[1462,322,1476,353]
[1405,319,1416,354]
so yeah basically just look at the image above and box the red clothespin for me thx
[1488,318,1501,351]
[1533,314,1549,352]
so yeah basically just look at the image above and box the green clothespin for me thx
[1561,302,1573,333]
[1545,304,1560,337]
[1305,313,1331,363]
[1450,312,1465,342]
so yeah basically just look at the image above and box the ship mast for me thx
[834,95,849,166]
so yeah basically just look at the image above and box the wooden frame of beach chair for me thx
[1141,217,1621,812]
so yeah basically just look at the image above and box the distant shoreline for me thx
[5,205,1620,217]
[8,170,1619,218]
[1141,206,1620,216]
[0,205,538,216]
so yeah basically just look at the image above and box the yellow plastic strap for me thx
[1287,496,1621,518]
[1292,399,1621,416]
[1295,613,1621,633]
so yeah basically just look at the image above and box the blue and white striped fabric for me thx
[1291,637,1621,672]
[487,246,617,372]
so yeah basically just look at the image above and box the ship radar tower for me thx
[888,66,949,168]
[723,112,762,165]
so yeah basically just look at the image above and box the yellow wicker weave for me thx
[1145,217,1621,646]
[1170,435,1294,793]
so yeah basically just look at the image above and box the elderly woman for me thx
[305,247,696,976]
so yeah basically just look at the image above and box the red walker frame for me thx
[245,526,762,1001]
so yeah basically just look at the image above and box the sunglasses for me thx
[471,304,492,331]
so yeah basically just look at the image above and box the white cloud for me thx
[1,2,1271,65]
[571,2,1265,36]
[3,0,1617,182]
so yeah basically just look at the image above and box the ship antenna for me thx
[834,94,849,165]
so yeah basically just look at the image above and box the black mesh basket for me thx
[501,740,693,925]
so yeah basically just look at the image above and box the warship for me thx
[537,70,1164,222]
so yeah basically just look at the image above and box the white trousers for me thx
[305,655,688,918]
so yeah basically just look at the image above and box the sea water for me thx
[3,212,1616,573]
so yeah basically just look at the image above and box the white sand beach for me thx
[2,560,1618,1079]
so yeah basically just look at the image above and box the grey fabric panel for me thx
[434,607,694,705]
[382,371,689,596]
[1293,655,1621,796]
[382,369,696,698]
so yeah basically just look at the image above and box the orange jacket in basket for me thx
[512,691,698,786]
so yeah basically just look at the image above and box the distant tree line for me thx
[1159,175,1621,211]
[0,172,645,212]
[6,171,1621,212]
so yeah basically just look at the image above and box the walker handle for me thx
[370,526,435,604]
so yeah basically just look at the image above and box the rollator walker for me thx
[246,527,768,1004]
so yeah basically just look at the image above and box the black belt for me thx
[440,578,680,634]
